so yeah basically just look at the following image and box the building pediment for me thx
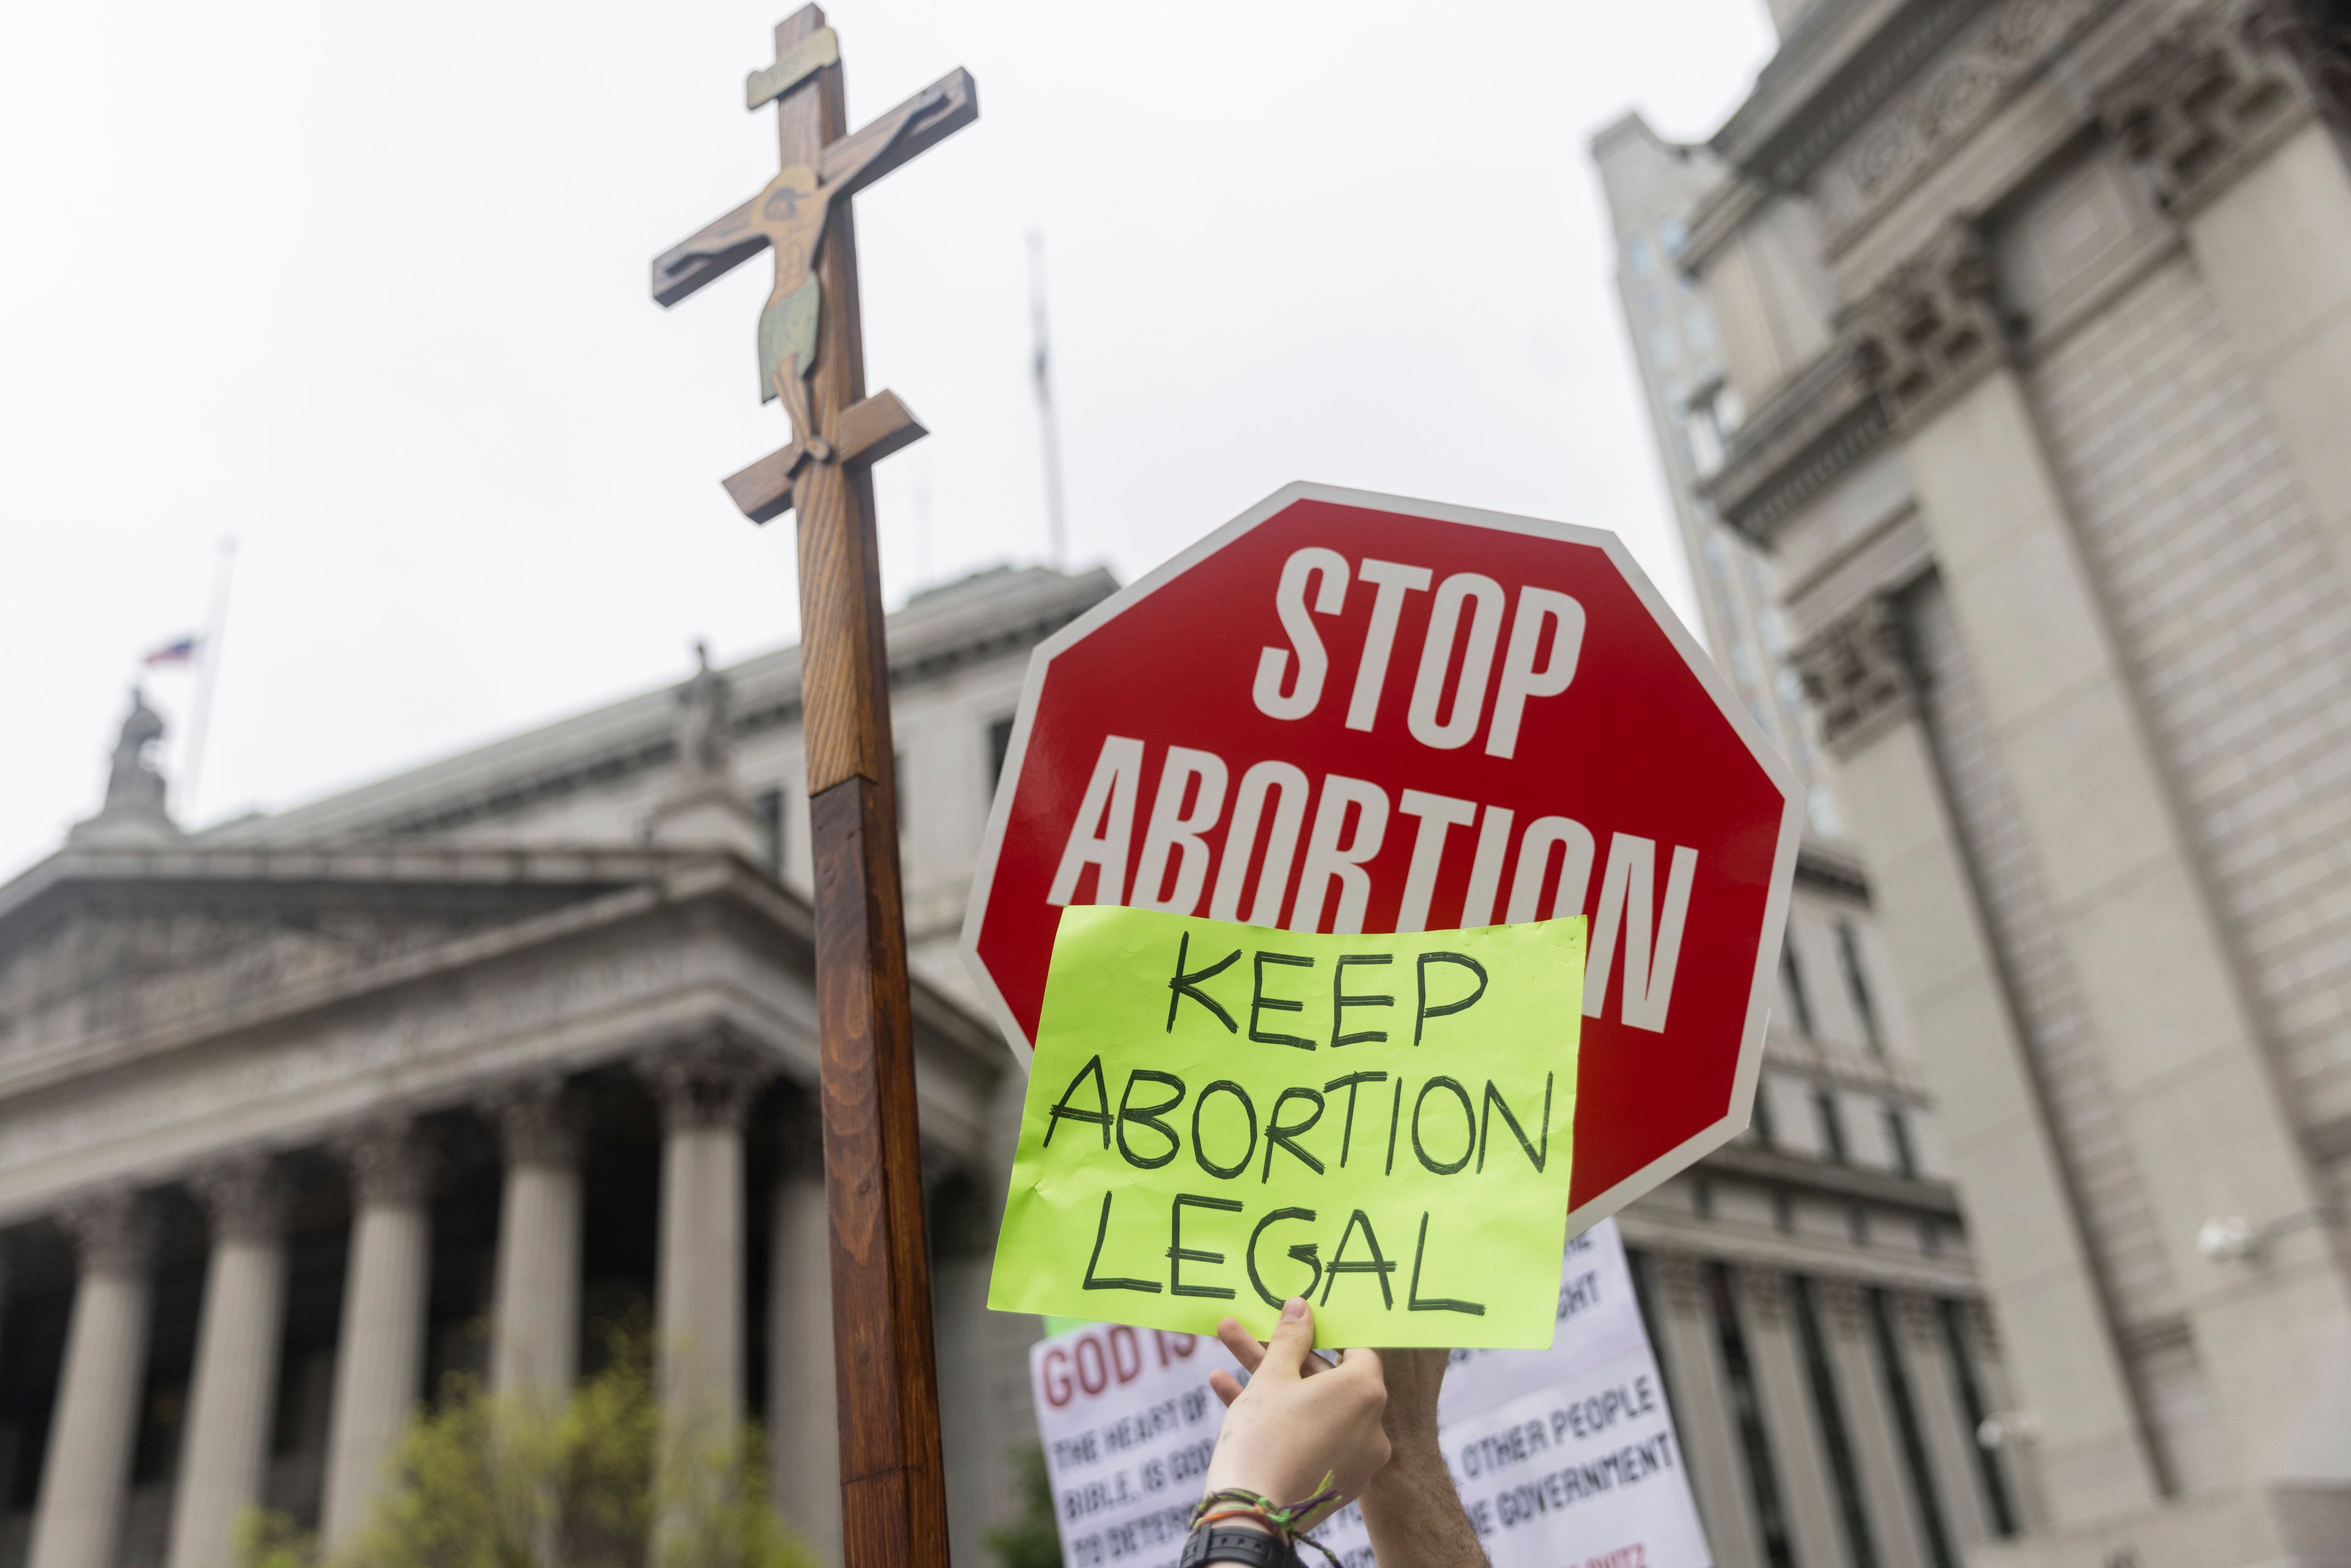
[0,846,752,1071]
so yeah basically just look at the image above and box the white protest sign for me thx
[1024,1221,1712,1568]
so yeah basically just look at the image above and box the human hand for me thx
[1201,1297,1389,1531]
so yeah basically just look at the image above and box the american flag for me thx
[142,635,199,667]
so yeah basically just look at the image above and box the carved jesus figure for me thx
[669,87,948,465]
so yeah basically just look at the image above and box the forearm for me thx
[1357,1438,1485,1568]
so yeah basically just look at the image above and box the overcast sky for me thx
[0,0,1774,879]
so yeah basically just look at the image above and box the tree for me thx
[240,1326,813,1568]
[984,1444,1062,1568]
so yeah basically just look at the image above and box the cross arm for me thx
[650,67,978,308]
[722,389,928,523]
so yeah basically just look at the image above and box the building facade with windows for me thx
[1606,0,2351,1562]
[2,559,2017,1568]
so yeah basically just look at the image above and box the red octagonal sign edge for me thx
[961,483,1803,1232]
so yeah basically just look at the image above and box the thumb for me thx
[1261,1296,1316,1379]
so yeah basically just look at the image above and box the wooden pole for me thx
[770,10,951,1568]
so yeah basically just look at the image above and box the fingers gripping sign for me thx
[1199,1299,1389,1533]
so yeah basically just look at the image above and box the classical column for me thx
[490,1080,585,1402]
[321,1121,435,1549]
[1794,594,2154,1521]
[768,1093,841,1568]
[643,1038,771,1455]
[1649,1253,1761,1568]
[167,1160,291,1568]
[2098,4,2351,589]
[1735,1269,1850,1568]
[1890,1294,1992,1551]
[27,1191,152,1568]
[1815,1280,1929,1568]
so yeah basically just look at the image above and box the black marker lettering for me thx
[1329,953,1394,1048]
[1166,932,1241,1033]
[1250,951,1317,1050]
[1406,1211,1487,1315]
[1477,1073,1553,1174]
[1046,1055,1112,1150]
[1261,1087,1327,1182]
[1117,1070,1187,1169]
[1168,1194,1242,1299]
[1385,1077,1404,1174]
[1412,1076,1476,1175]
[1412,953,1490,1046]
[1245,1208,1321,1309]
[1319,1209,1396,1311]
[1321,1071,1388,1168]
[1191,1080,1259,1180]
[1082,1190,1161,1293]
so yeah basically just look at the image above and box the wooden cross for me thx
[651,14,974,1568]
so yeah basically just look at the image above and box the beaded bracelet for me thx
[1189,1484,1344,1568]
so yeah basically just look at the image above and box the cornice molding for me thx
[2096,0,2341,215]
[1791,592,1921,757]
[1715,0,1984,190]
[1840,216,2014,428]
[1707,345,1891,543]
[1812,0,2123,252]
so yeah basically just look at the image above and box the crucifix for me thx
[651,13,975,1568]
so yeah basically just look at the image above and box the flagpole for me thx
[1028,229,1070,567]
[182,536,237,822]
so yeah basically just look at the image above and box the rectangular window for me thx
[754,787,784,876]
[1838,920,1886,1056]
[1884,1106,1918,1179]
[1815,1089,1848,1164]
[986,716,1016,798]
[1782,943,1815,1038]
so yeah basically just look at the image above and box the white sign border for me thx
[957,479,1805,1239]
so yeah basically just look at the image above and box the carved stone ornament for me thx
[58,1188,152,1274]
[2099,0,2341,212]
[1736,1266,1790,1329]
[192,1156,290,1242]
[1651,1251,1710,1314]
[1815,1275,1873,1336]
[491,1078,585,1168]
[338,1119,435,1206]
[640,1031,776,1131]
[1791,594,1918,756]
[1965,1296,2004,1352]
[1894,1291,1946,1343]
[1813,0,2111,246]
[1839,217,2011,427]
[2248,0,2351,124]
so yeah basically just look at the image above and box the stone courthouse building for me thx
[1,544,2021,1568]
[1602,0,2351,1562]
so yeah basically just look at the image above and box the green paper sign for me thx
[988,906,1584,1348]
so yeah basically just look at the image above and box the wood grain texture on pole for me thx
[770,10,951,1568]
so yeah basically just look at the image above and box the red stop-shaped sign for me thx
[961,484,1801,1225]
